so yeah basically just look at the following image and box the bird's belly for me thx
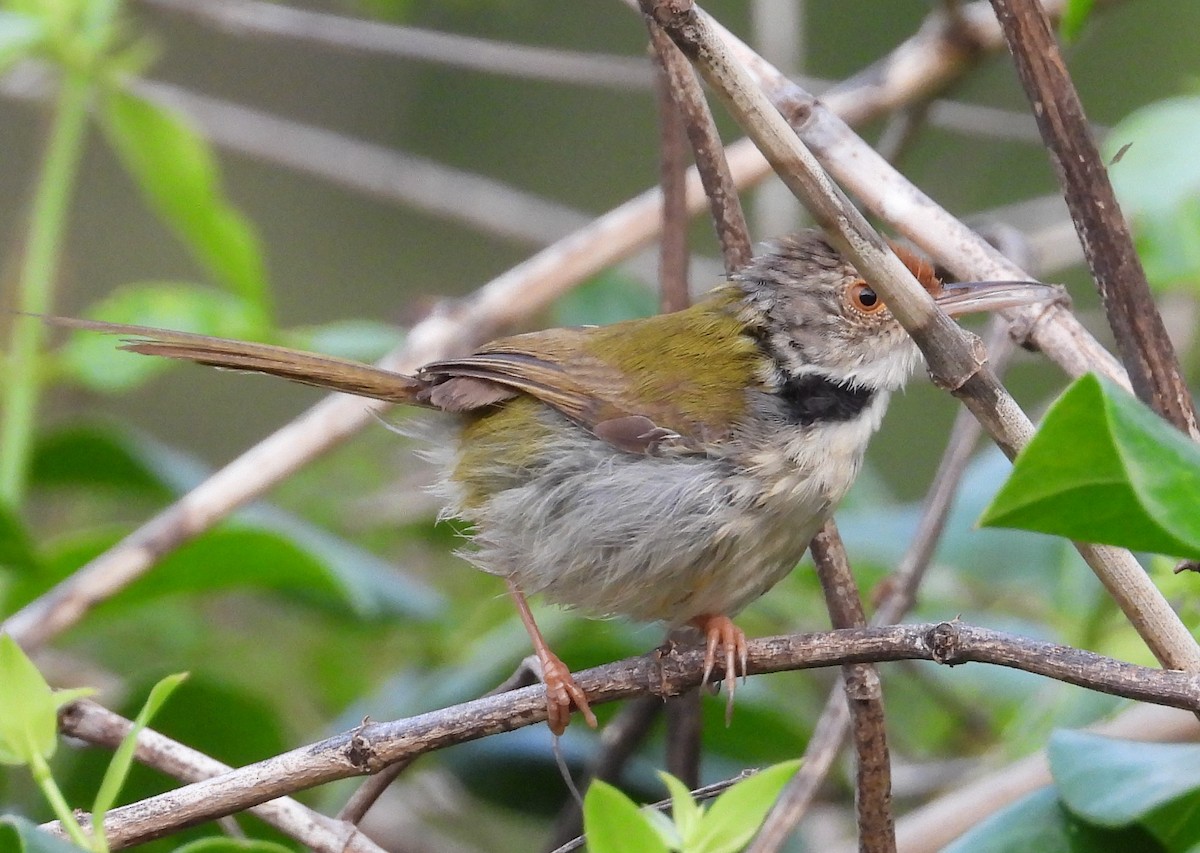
[438,418,840,625]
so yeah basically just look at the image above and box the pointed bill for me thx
[935,281,1064,316]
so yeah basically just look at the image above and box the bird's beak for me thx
[934,280,1064,317]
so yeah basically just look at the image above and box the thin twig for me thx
[59,700,385,853]
[647,19,753,271]
[806,524,895,853]
[653,38,693,312]
[988,0,1199,439]
[545,697,664,851]
[136,0,652,90]
[648,0,1200,679]
[754,319,1012,849]
[45,622,1200,849]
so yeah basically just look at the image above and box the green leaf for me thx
[283,320,405,364]
[0,816,88,853]
[58,281,264,393]
[1104,97,1200,290]
[980,375,1200,560]
[689,760,801,853]
[659,770,702,845]
[943,787,1157,853]
[0,11,45,74]
[583,780,670,853]
[0,635,94,765]
[31,423,176,497]
[173,840,295,853]
[106,520,442,622]
[99,90,270,309]
[551,270,658,328]
[0,500,41,572]
[1050,731,1200,827]
[1059,0,1096,42]
[91,672,188,841]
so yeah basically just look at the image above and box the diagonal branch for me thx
[988,0,1199,439]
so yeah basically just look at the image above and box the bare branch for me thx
[44,623,1200,849]
[59,700,386,853]
[136,0,652,90]
[988,0,1199,438]
[805,525,895,853]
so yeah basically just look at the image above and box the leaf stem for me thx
[28,749,96,851]
[0,68,92,507]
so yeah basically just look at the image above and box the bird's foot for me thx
[689,613,748,726]
[537,649,598,735]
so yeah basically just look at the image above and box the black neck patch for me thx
[778,374,875,425]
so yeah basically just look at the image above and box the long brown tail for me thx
[43,316,430,405]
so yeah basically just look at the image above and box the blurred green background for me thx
[2,1,1200,850]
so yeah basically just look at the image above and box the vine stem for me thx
[0,68,92,507]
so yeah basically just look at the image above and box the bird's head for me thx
[735,231,1058,394]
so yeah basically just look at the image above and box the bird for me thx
[48,230,1056,734]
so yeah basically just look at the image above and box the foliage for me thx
[1,0,1199,851]
[946,732,1200,852]
[583,762,801,853]
[0,635,184,852]
[981,374,1200,559]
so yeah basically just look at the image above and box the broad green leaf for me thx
[0,635,94,765]
[58,282,264,393]
[0,500,40,572]
[0,816,87,853]
[583,780,669,853]
[689,760,801,853]
[551,270,657,328]
[92,672,188,840]
[31,423,176,497]
[980,375,1200,560]
[1059,0,1096,41]
[0,11,44,74]
[100,90,270,309]
[943,787,1156,853]
[1050,731,1200,826]
[56,521,442,622]
[659,770,702,844]
[1104,97,1200,290]
[283,320,405,364]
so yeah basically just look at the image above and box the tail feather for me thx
[42,316,430,405]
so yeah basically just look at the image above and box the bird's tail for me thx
[41,316,430,405]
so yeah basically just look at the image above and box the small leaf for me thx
[1050,731,1200,827]
[980,375,1200,560]
[583,780,670,853]
[1104,97,1200,291]
[551,270,658,328]
[943,786,1156,853]
[173,840,295,853]
[0,635,94,765]
[92,672,188,840]
[100,90,270,309]
[0,501,41,572]
[1059,0,1096,42]
[0,11,44,74]
[58,282,263,393]
[283,320,405,363]
[0,815,89,853]
[689,760,801,853]
[659,770,702,844]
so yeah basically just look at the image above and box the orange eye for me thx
[848,280,884,313]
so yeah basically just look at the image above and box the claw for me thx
[507,580,597,734]
[689,614,748,726]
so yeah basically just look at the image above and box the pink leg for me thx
[507,581,597,734]
[689,614,748,725]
